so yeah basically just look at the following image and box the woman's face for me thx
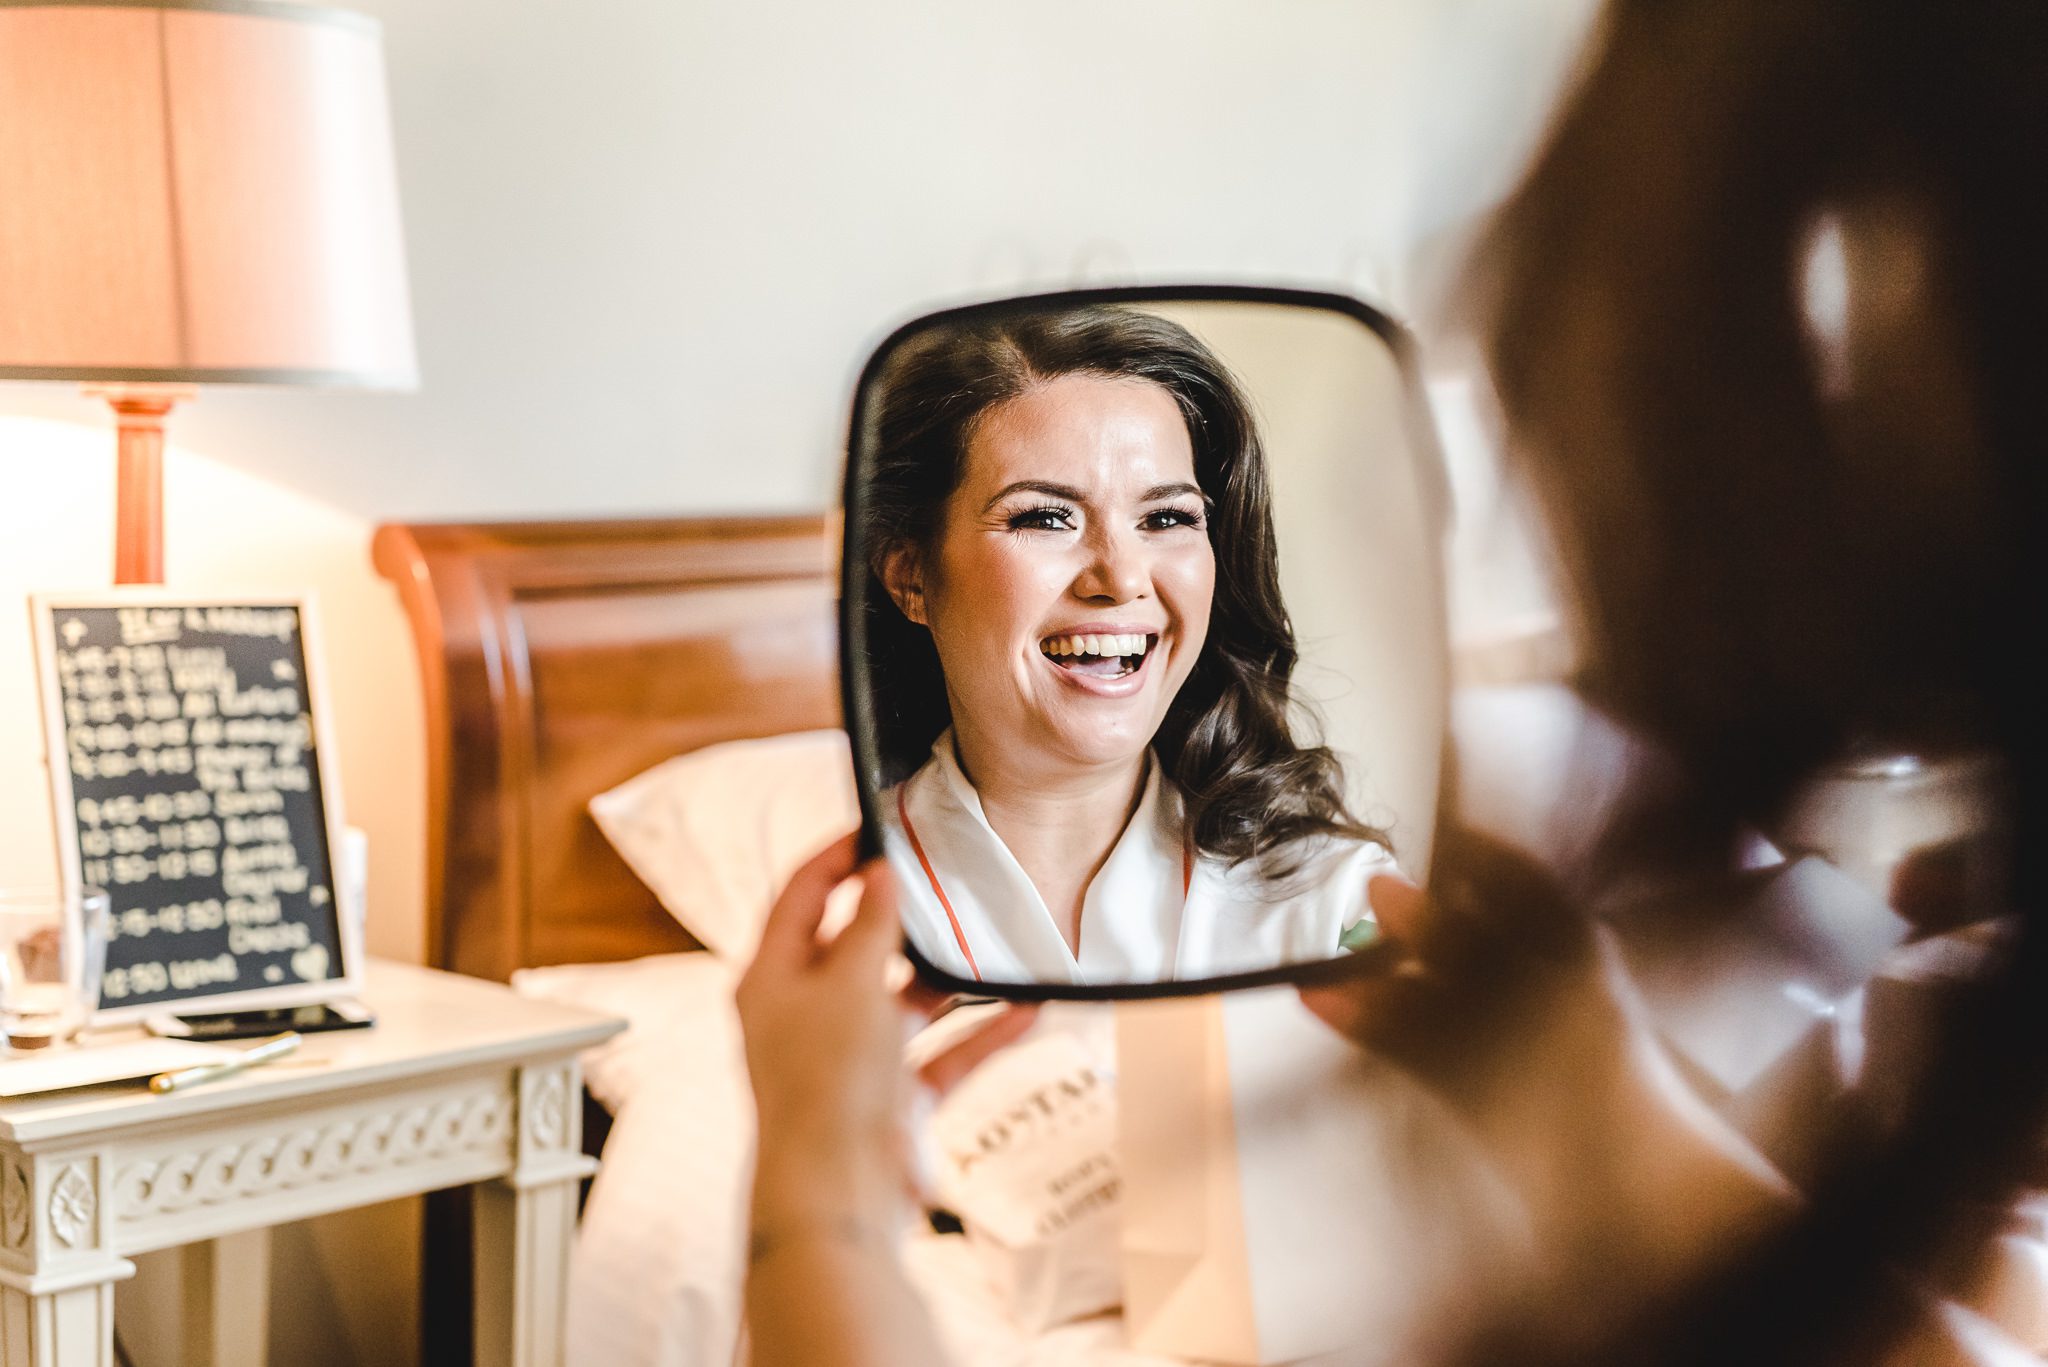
[898,372,1216,779]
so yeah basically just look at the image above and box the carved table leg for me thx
[0,1149,134,1367]
[471,1061,596,1367]
[472,1177,579,1367]
[0,1273,123,1367]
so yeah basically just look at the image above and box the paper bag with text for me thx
[1117,988,1529,1366]
[923,1005,1125,1333]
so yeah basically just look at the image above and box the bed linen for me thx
[516,954,752,1366]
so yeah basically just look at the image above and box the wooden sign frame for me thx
[31,589,363,1024]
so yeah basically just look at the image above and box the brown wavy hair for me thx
[857,303,1387,870]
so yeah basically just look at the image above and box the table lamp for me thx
[0,0,417,584]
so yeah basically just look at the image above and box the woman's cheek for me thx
[1001,541,1080,614]
[972,543,1067,659]
[1162,544,1217,630]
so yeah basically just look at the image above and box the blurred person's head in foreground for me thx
[1451,0,2047,1360]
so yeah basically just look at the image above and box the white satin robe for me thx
[881,731,1399,985]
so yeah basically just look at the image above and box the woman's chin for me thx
[1034,724,1156,775]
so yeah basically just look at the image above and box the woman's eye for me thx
[1142,507,1205,532]
[1007,505,1075,532]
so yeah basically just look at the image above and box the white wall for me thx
[2,1,1598,1361]
[8,0,1601,524]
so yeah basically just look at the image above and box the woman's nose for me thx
[1074,527,1148,602]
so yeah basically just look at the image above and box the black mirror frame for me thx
[838,283,1451,1002]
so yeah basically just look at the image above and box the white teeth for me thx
[1041,633,1153,658]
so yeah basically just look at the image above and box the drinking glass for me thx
[0,887,111,1050]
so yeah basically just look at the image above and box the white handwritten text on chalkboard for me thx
[42,601,345,1013]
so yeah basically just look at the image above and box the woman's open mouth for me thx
[1039,631,1157,681]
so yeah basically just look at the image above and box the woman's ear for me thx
[878,543,929,626]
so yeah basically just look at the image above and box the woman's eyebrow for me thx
[982,479,1086,512]
[978,478,1205,513]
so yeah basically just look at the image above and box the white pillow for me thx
[588,730,860,960]
[512,951,739,1113]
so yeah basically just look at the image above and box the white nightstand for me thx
[0,960,623,1367]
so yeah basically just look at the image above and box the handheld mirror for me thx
[841,288,1450,998]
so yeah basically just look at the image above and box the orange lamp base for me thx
[87,386,191,586]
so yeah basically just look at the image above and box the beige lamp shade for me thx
[0,0,416,386]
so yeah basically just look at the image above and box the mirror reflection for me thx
[847,295,1447,988]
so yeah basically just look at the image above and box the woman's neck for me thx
[947,727,1147,956]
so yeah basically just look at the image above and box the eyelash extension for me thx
[1004,503,1206,533]
[1007,503,1076,532]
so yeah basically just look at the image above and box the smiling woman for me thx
[854,301,1416,987]
[884,370,1214,777]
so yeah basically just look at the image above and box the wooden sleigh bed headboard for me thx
[370,515,842,981]
[372,515,840,1363]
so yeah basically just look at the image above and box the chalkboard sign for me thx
[32,593,359,1023]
